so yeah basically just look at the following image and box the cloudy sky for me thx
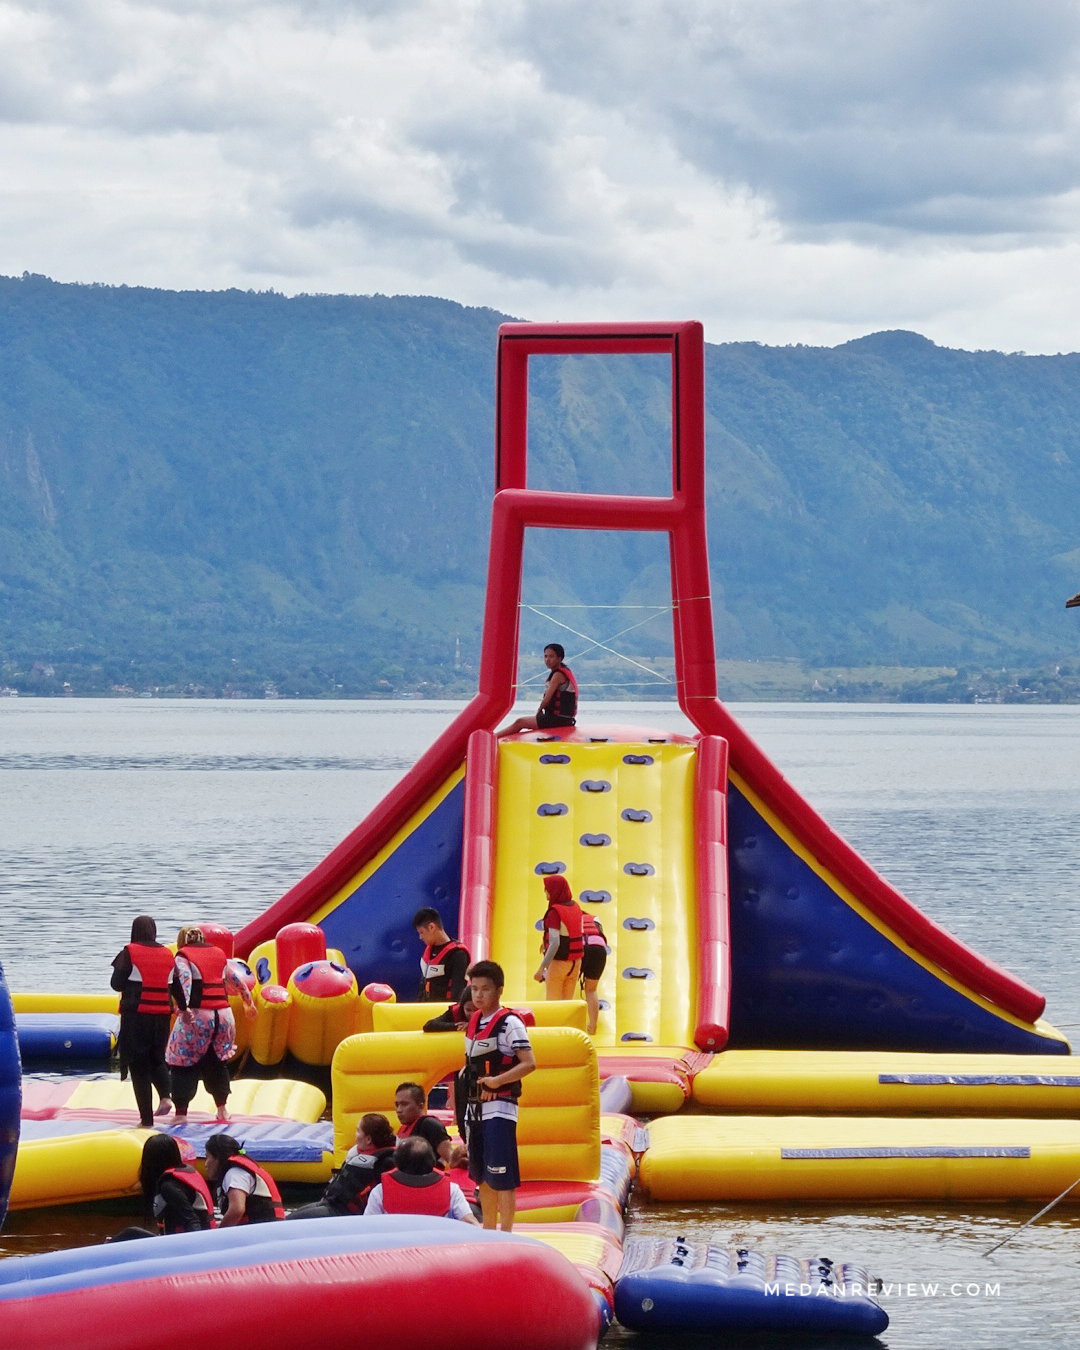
[3,0,1080,349]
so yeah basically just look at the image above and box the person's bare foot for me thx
[154,1097,173,1117]
[215,1106,230,1123]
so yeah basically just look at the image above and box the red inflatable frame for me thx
[237,321,1044,1028]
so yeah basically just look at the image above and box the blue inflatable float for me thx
[0,1215,604,1350]
[614,1237,889,1337]
[14,1013,118,1061]
[0,957,21,1230]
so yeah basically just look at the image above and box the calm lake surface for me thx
[2,698,1079,1347]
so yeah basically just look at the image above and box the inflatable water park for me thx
[0,321,1075,1347]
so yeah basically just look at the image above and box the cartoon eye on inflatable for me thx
[534,860,566,875]
[621,808,652,823]
[255,956,272,983]
[580,779,611,793]
[580,832,611,847]
[539,753,571,764]
[536,802,568,816]
[623,754,654,765]
[624,862,655,876]
[580,889,612,904]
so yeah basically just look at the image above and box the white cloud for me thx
[2,0,1080,350]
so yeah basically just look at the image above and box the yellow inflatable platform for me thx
[491,740,699,1051]
[372,1000,587,1033]
[10,1129,152,1210]
[59,1076,326,1122]
[640,1114,1080,1203]
[693,1049,1080,1117]
[332,1027,600,1181]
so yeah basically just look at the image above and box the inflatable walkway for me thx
[236,322,1065,1059]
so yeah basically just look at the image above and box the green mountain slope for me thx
[2,275,1079,696]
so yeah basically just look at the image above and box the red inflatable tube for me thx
[0,1242,601,1350]
[459,727,499,963]
[694,734,730,1051]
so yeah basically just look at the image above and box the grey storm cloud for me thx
[3,0,1080,347]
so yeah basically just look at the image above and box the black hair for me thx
[359,1113,397,1149]
[205,1133,242,1162]
[395,1082,426,1106]
[130,915,157,943]
[412,907,442,929]
[138,1133,183,1205]
[394,1137,437,1175]
[467,959,505,990]
[544,643,565,661]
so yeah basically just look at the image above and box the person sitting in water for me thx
[498,643,578,736]
[204,1133,284,1225]
[288,1113,397,1220]
[364,1137,479,1222]
[412,906,470,1003]
[109,1133,216,1240]
[394,1081,467,1169]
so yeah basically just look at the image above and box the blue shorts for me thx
[468,1115,520,1191]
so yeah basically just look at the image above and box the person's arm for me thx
[158,1178,204,1234]
[171,957,193,1014]
[224,961,257,1020]
[448,1184,480,1225]
[536,670,565,713]
[534,928,561,982]
[219,1188,249,1227]
[477,1030,537,1099]
[110,948,132,993]
[446,949,470,1001]
[422,1006,460,1032]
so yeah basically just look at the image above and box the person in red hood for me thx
[534,875,584,1000]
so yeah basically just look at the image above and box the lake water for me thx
[2,698,1079,1346]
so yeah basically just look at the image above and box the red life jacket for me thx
[221,1154,285,1222]
[125,943,176,1016]
[178,944,230,1011]
[380,1169,453,1217]
[419,939,468,1001]
[582,912,607,946]
[464,1007,524,1102]
[160,1165,216,1231]
[543,897,584,962]
[549,664,578,720]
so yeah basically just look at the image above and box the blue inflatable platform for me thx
[0,959,20,1230]
[15,1014,118,1061]
[614,1237,888,1337]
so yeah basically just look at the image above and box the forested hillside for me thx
[2,274,1079,697]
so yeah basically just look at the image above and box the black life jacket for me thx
[419,939,468,1002]
[159,1165,216,1232]
[220,1154,285,1222]
[323,1145,396,1215]
[463,1007,523,1102]
[548,664,578,720]
[177,944,230,1011]
[125,943,176,1016]
[380,1169,453,1217]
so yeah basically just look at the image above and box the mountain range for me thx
[2,273,1079,698]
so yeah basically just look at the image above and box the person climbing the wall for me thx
[534,874,584,1000]
[498,643,578,736]
[580,909,609,1036]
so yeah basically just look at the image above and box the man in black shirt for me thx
[412,907,470,1003]
[394,1081,466,1168]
